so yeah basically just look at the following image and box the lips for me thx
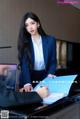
[30,30,34,33]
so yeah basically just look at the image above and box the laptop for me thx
[0,63,18,91]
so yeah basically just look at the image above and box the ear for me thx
[37,23,40,28]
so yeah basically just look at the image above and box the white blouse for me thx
[32,36,45,70]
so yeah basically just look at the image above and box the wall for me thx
[0,0,80,63]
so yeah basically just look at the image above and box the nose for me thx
[28,24,33,30]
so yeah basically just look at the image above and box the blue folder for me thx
[34,75,77,104]
[34,75,77,95]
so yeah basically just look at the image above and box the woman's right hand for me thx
[19,84,33,92]
[24,84,33,92]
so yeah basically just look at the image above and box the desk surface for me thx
[28,97,74,117]
[6,97,75,118]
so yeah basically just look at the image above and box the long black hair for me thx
[17,12,47,69]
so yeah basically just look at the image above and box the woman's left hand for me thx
[48,74,56,78]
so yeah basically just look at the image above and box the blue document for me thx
[34,75,77,104]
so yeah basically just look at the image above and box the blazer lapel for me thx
[30,39,34,68]
[42,36,48,69]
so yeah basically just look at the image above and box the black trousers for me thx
[30,70,47,87]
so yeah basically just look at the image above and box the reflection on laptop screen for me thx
[0,64,17,91]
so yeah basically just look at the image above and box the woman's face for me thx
[25,18,40,36]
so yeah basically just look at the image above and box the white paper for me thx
[43,93,67,104]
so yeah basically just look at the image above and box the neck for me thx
[32,34,40,41]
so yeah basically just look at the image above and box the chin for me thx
[31,33,36,36]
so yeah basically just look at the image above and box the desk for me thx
[48,102,80,119]
[5,97,74,119]
[28,95,80,119]
[28,97,74,118]
[1,95,80,119]
[1,74,80,118]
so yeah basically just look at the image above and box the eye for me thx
[25,24,28,27]
[31,22,35,24]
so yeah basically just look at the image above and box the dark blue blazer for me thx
[19,35,57,87]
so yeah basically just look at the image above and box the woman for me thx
[18,12,57,92]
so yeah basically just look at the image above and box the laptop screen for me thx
[0,64,17,91]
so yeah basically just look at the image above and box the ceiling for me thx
[72,4,80,10]
[63,0,80,10]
